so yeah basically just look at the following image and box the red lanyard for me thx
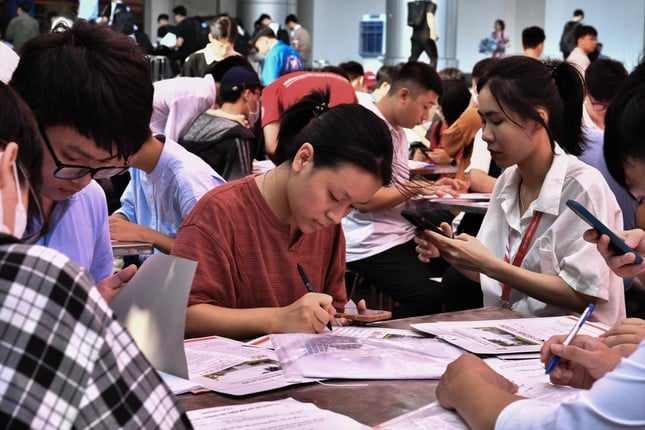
[500,211,543,308]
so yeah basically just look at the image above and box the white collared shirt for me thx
[477,144,625,326]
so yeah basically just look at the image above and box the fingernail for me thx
[551,344,563,354]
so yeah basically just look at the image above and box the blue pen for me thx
[545,303,595,374]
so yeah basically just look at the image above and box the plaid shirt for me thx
[0,240,192,429]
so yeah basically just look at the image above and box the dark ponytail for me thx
[274,89,393,185]
[477,57,585,155]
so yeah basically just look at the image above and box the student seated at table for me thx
[172,90,394,340]
[585,60,645,352]
[0,82,191,429]
[415,56,625,326]
[343,61,464,319]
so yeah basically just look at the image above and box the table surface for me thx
[179,307,527,427]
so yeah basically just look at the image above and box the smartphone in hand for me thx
[566,199,643,264]
[334,307,392,322]
[401,209,451,237]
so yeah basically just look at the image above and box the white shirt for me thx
[342,101,416,262]
[496,341,645,429]
[566,47,591,75]
[477,144,625,326]
[464,128,491,174]
[150,74,216,141]
[0,41,18,84]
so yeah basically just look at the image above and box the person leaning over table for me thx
[172,90,394,340]
[414,56,625,326]
[0,81,191,429]
[435,65,645,428]
[585,60,645,357]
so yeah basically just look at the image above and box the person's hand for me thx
[423,229,497,274]
[276,293,335,333]
[412,148,431,162]
[583,228,645,278]
[540,334,622,389]
[426,148,451,164]
[336,298,368,326]
[437,354,518,410]
[411,179,460,198]
[97,264,137,303]
[435,177,470,193]
[109,215,146,242]
[414,226,450,262]
[600,318,645,357]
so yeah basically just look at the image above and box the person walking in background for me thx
[285,14,311,69]
[491,19,510,58]
[566,25,598,75]
[560,9,584,59]
[407,0,438,68]
[4,1,40,54]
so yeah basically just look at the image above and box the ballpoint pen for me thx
[296,263,333,331]
[545,303,595,374]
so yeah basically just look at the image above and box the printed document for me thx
[375,358,581,429]
[272,333,463,380]
[184,336,317,396]
[188,397,370,430]
[411,316,607,355]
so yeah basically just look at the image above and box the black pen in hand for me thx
[296,263,333,332]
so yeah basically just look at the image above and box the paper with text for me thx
[411,316,607,355]
[188,398,370,429]
[272,333,463,380]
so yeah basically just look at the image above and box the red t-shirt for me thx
[261,71,357,127]
[172,175,347,309]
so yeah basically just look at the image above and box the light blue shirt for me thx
[37,180,113,284]
[115,137,225,253]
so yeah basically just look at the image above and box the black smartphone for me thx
[566,199,643,264]
[401,209,450,237]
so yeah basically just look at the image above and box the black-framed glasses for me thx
[40,127,129,180]
[15,161,47,244]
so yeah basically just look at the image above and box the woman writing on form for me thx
[415,56,625,325]
[172,90,393,339]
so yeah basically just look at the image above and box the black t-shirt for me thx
[175,18,202,60]
[410,1,437,38]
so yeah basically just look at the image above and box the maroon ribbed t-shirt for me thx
[172,175,347,309]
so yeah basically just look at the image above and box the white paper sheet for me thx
[376,357,582,429]
[412,316,608,355]
[272,333,464,380]
[184,336,317,396]
[156,371,201,395]
[188,398,370,430]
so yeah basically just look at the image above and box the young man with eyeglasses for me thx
[11,20,224,284]
[0,81,192,430]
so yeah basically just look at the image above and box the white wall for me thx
[144,0,645,74]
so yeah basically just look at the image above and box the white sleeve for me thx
[496,342,645,429]
[464,129,491,173]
